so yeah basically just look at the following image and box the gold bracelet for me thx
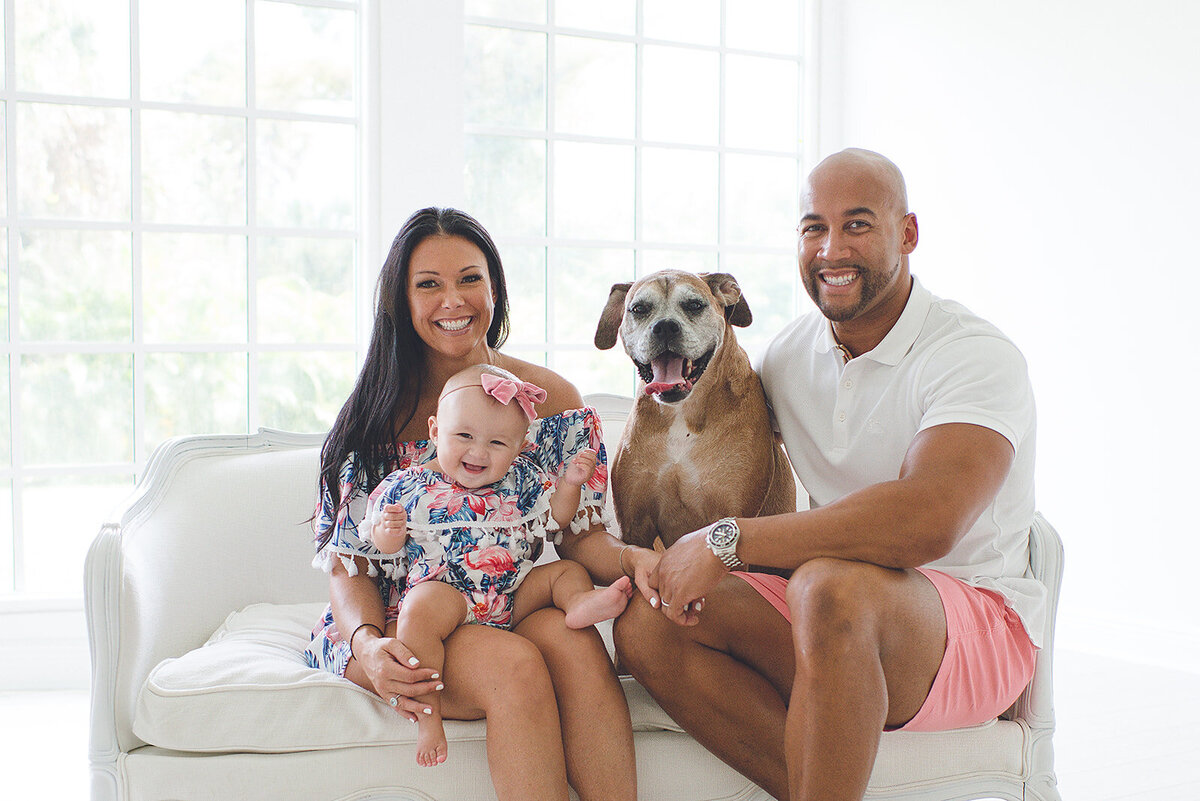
[618,544,634,579]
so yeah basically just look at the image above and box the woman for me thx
[305,207,657,801]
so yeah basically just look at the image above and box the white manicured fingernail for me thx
[435,683,444,691]
[408,657,420,666]
[650,597,659,608]
[423,707,432,715]
[430,672,439,679]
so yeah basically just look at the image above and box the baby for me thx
[366,364,633,767]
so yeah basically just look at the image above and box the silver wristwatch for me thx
[705,517,743,569]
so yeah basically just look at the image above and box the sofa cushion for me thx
[133,602,680,753]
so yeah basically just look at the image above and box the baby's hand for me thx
[562,448,598,487]
[373,503,409,553]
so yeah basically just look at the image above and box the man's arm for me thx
[741,421,1015,569]
[650,421,1014,623]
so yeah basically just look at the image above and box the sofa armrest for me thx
[1012,512,1064,728]
[86,430,329,755]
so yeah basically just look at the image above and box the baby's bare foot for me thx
[416,717,449,767]
[564,575,634,629]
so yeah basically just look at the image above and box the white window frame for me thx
[2,0,375,688]
[3,0,824,689]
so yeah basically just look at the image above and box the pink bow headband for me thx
[442,373,547,421]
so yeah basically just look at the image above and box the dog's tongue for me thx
[644,355,690,395]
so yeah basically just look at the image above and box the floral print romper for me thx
[304,407,608,678]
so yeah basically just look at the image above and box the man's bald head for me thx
[805,148,909,216]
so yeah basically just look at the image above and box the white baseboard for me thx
[0,604,91,690]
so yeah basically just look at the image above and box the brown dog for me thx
[594,270,796,550]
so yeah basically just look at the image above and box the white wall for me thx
[816,0,1200,668]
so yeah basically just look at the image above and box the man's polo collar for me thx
[814,276,931,366]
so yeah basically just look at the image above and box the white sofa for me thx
[86,393,1063,801]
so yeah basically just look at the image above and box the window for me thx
[459,0,807,396]
[1,0,364,597]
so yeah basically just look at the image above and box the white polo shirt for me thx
[758,277,1045,646]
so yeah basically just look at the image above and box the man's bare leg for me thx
[784,558,946,801]
[614,575,796,799]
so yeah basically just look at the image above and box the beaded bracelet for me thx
[348,622,383,661]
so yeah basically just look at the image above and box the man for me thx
[613,149,1045,801]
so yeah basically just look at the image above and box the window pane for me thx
[143,352,248,452]
[725,0,801,56]
[256,120,355,230]
[500,245,547,345]
[141,110,246,226]
[22,475,133,594]
[15,0,130,97]
[554,36,634,138]
[725,55,799,152]
[641,148,718,245]
[143,233,247,344]
[0,359,9,467]
[0,230,8,340]
[466,0,546,24]
[464,135,546,238]
[639,248,717,275]
[257,237,356,344]
[555,0,635,35]
[258,351,356,434]
[559,347,637,400]
[21,353,133,465]
[141,0,245,106]
[465,26,547,130]
[18,229,132,342]
[256,1,355,116]
[717,252,797,359]
[643,0,719,46]
[550,247,632,346]
[642,45,719,145]
[553,142,633,240]
[723,153,798,249]
[0,105,6,217]
[0,483,11,592]
[18,103,131,221]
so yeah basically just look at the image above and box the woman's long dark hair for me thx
[316,208,510,547]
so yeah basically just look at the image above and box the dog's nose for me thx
[652,319,680,338]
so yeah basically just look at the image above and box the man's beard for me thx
[804,261,896,322]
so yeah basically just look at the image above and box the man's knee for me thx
[786,558,884,649]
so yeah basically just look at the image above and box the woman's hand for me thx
[623,545,665,610]
[353,628,443,722]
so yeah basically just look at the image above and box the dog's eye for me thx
[628,302,650,316]
[682,299,705,314]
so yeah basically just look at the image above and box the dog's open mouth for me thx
[637,350,714,400]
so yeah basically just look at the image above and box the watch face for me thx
[709,522,737,548]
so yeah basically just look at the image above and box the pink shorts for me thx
[733,567,1037,732]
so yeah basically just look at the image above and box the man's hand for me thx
[649,524,726,626]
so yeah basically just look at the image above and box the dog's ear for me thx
[594,282,632,349]
[701,272,753,327]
